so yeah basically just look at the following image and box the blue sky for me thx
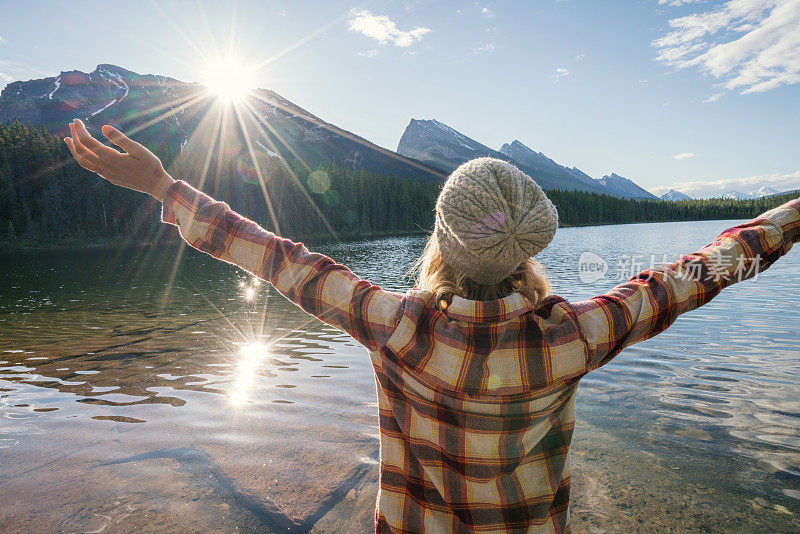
[0,0,798,196]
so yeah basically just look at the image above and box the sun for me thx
[203,59,254,104]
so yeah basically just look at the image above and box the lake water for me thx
[1,219,800,532]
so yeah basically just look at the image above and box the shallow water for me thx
[1,219,799,532]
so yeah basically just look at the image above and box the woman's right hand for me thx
[64,118,175,201]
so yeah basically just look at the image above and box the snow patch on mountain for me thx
[255,138,280,158]
[47,77,60,100]
[89,99,117,117]
[98,67,129,102]
[156,75,176,98]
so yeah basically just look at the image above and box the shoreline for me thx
[0,216,753,255]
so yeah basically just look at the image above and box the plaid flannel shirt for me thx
[162,180,800,533]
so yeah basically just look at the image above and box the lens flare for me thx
[307,170,331,194]
[203,59,254,104]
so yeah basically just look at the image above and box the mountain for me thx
[397,118,508,172]
[397,119,609,194]
[654,183,800,200]
[396,120,657,197]
[502,140,656,198]
[755,186,780,197]
[595,173,658,199]
[0,64,445,183]
[719,187,781,200]
[721,189,754,200]
[502,141,657,198]
[499,140,598,187]
[660,189,692,201]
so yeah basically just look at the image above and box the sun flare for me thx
[203,59,254,104]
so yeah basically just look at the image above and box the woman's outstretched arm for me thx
[64,119,403,351]
[570,197,800,372]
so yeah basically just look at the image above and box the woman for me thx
[65,118,800,533]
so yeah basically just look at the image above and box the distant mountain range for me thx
[0,64,444,183]
[721,190,755,200]
[657,185,791,201]
[720,187,782,200]
[397,119,657,198]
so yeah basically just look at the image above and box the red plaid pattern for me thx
[162,180,800,533]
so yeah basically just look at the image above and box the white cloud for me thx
[473,43,495,54]
[555,67,570,79]
[653,0,800,94]
[672,152,695,159]
[348,10,431,47]
[481,7,494,18]
[650,170,800,198]
[358,49,378,58]
[0,36,5,43]
[703,92,725,103]
[0,72,13,83]
[658,0,699,5]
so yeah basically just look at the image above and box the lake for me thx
[1,219,799,532]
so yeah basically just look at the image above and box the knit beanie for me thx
[434,157,558,285]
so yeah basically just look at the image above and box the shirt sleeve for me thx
[569,196,800,371]
[160,180,403,351]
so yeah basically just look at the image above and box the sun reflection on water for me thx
[230,342,267,406]
[240,277,262,301]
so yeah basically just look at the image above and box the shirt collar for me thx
[444,291,534,323]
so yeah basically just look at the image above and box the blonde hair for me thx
[410,232,550,310]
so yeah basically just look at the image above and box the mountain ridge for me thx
[596,172,657,199]
[499,139,600,189]
[398,118,653,197]
[397,118,610,193]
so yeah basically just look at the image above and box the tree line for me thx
[0,120,797,251]
[546,188,799,226]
